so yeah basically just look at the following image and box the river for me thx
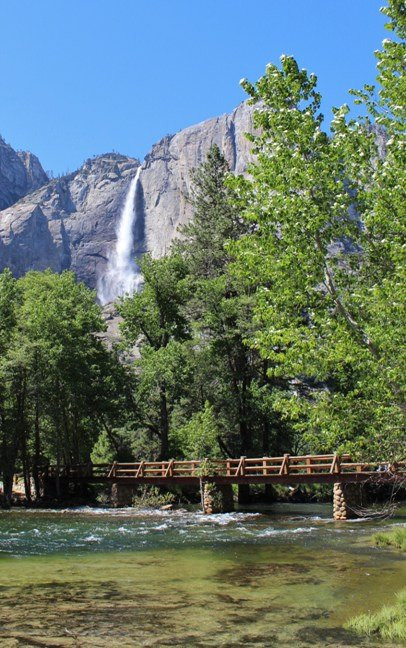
[0,503,405,647]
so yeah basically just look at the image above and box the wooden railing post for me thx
[263,457,268,476]
[108,461,117,479]
[306,456,312,475]
[279,454,290,475]
[226,460,231,477]
[236,456,246,477]
[165,460,174,477]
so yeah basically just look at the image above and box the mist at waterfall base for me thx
[98,167,143,305]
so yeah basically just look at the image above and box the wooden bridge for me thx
[40,454,405,518]
[42,453,405,486]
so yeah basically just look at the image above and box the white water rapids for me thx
[98,167,142,305]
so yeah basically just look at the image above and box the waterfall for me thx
[98,166,142,305]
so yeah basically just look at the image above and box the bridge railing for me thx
[40,456,405,481]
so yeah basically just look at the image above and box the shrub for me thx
[132,486,175,509]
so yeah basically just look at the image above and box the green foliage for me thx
[176,144,294,459]
[119,254,191,459]
[345,588,406,642]
[0,268,20,354]
[372,528,406,551]
[0,269,130,500]
[119,253,190,349]
[178,144,248,280]
[91,430,116,464]
[170,402,221,459]
[230,7,405,459]
[132,486,175,509]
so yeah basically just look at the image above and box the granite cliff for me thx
[0,101,254,291]
[0,136,48,210]
[0,154,140,288]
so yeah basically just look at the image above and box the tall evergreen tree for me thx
[177,145,294,486]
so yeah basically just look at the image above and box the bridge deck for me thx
[41,454,405,486]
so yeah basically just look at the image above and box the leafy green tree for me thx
[91,430,116,464]
[230,1,405,459]
[18,272,110,468]
[170,401,222,459]
[0,270,22,502]
[179,144,249,280]
[0,269,130,501]
[119,254,191,459]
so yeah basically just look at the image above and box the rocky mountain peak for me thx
[0,136,48,210]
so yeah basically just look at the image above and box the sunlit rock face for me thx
[0,136,48,210]
[0,154,140,288]
[0,102,255,291]
[139,101,255,258]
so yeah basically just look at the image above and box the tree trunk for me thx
[2,473,13,505]
[33,393,41,499]
[159,385,169,460]
[17,369,31,501]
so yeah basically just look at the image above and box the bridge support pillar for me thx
[111,483,134,507]
[333,482,362,520]
[202,482,234,514]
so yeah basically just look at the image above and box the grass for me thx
[345,588,406,643]
[344,528,406,642]
[372,527,406,552]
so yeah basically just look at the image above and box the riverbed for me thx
[0,503,405,647]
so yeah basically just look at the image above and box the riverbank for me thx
[344,528,406,643]
[346,588,406,643]
[372,527,406,551]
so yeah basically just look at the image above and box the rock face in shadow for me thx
[0,136,48,210]
[0,102,255,290]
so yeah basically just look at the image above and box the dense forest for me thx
[0,0,404,502]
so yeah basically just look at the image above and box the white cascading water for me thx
[98,167,142,305]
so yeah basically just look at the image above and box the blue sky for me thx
[0,0,387,175]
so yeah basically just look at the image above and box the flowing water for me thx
[98,167,142,305]
[0,503,405,647]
